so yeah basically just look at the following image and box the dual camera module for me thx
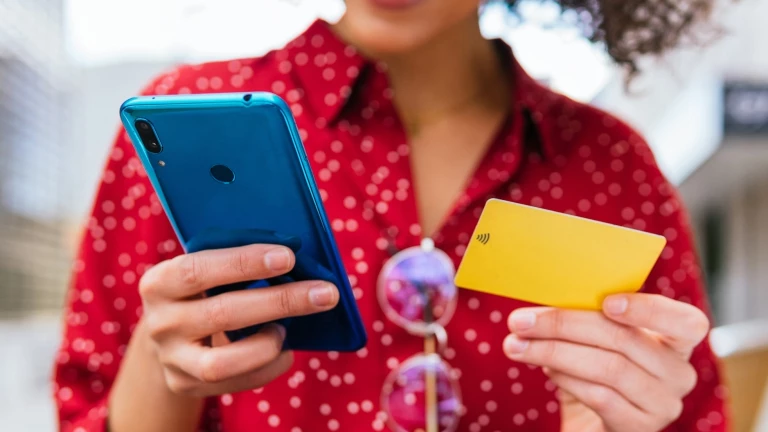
[135,120,162,154]
[134,118,236,184]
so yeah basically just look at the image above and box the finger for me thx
[200,350,294,396]
[508,308,696,390]
[140,244,295,300]
[602,294,710,356]
[545,369,680,432]
[176,280,338,338]
[503,335,677,414]
[164,351,294,397]
[163,325,287,383]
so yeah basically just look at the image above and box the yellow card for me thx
[454,199,667,310]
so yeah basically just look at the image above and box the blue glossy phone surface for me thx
[120,92,367,352]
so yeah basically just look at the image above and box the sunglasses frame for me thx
[376,240,463,432]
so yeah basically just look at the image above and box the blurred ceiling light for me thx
[64,0,612,101]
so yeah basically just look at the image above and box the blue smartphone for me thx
[119,92,367,352]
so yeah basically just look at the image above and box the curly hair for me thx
[504,0,715,77]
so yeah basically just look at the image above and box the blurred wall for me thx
[681,138,768,325]
[62,61,171,247]
[0,0,73,314]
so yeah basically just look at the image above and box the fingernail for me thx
[604,296,628,315]
[309,283,337,308]
[503,335,530,356]
[271,324,287,340]
[509,310,536,331]
[264,248,291,271]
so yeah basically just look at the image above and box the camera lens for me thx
[135,119,162,154]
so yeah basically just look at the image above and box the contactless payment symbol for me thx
[476,233,490,245]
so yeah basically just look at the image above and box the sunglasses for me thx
[377,238,464,432]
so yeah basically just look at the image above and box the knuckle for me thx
[646,295,663,322]
[144,311,175,340]
[154,347,174,368]
[665,398,684,423]
[199,351,224,384]
[203,296,232,330]
[274,288,299,316]
[539,340,559,361]
[686,311,710,342]
[604,353,628,381]
[252,332,283,368]
[609,325,634,352]
[635,370,657,396]
[551,309,567,336]
[587,385,615,412]
[681,365,698,395]
[230,248,256,280]
[164,370,196,395]
[138,265,162,299]
[177,254,202,287]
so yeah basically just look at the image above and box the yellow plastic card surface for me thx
[454,199,667,310]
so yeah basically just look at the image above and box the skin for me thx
[504,294,710,432]
[109,245,339,431]
[108,1,711,431]
[335,4,510,236]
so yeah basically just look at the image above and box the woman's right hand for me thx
[138,243,339,397]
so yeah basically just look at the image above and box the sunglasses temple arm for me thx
[420,286,439,432]
[425,334,439,432]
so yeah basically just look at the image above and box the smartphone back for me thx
[120,93,366,351]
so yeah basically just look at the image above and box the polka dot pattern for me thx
[54,19,726,432]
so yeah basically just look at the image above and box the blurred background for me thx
[1,0,767,430]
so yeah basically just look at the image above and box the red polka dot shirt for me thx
[54,20,729,432]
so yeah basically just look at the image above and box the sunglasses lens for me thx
[381,355,462,432]
[378,248,457,334]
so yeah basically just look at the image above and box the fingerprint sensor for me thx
[210,164,235,184]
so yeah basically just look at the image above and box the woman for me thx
[54,0,727,431]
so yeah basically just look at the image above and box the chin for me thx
[338,0,480,56]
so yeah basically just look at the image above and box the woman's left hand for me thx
[503,293,710,432]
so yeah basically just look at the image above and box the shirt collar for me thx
[503,40,563,160]
[281,20,366,126]
[285,19,563,159]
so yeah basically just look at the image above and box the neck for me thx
[336,14,509,134]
